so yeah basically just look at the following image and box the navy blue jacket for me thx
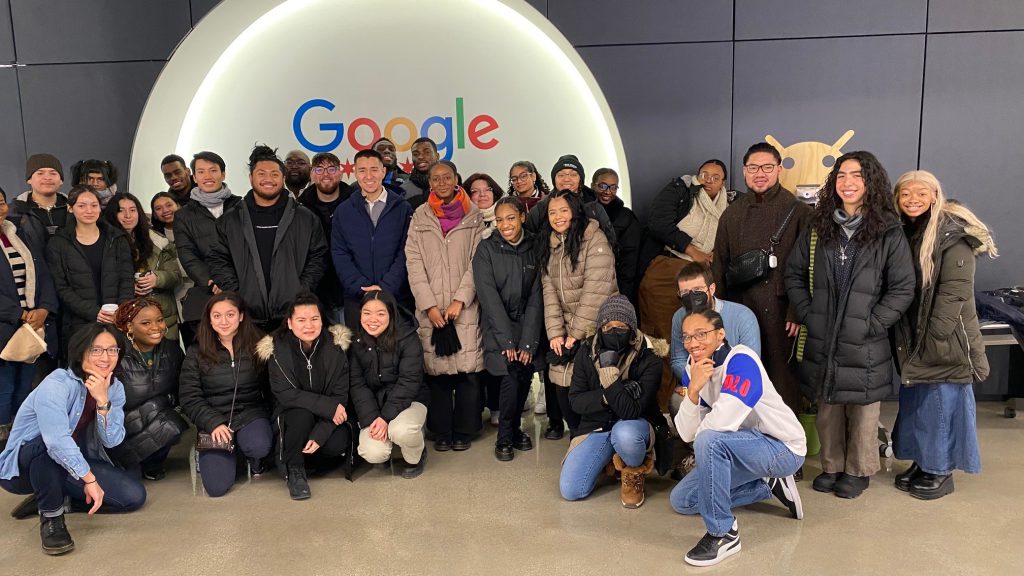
[330,188,412,302]
[1,220,59,355]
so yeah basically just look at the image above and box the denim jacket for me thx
[0,368,126,480]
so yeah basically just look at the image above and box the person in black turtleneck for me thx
[208,145,328,333]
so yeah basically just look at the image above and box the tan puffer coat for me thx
[406,202,485,376]
[542,218,618,386]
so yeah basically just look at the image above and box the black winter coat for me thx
[601,197,645,304]
[178,344,269,433]
[46,222,134,342]
[785,221,916,405]
[647,178,699,255]
[0,219,59,355]
[111,340,187,465]
[258,325,353,446]
[569,334,663,438]
[172,194,242,287]
[349,324,428,425]
[208,193,327,327]
[472,228,544,376]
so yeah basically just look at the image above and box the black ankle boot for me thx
[895,462,922,492]
[909,473,954,500]
[40,514,74,555]
[286,465,311,500]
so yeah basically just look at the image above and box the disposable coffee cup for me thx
[101,304,119,315]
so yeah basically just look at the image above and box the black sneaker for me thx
[434,439,452,452]
[544,427,564,440]
[834,474,870,499]
[513,430,533,451]
[812,471,841,493]
[11,494,38,520]
[401,447,427,479]
[768,475,803,519]
[452,439,472,451]
[495,442,514,462]
[40,514,75,555]
[286,466,311,500]
[142,467,166,481]
[684,521,740,567]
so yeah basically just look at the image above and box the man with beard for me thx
[160,154,195,205]
[208,145,326,332]
[373,137,410,188]
[400,137,440,210]
[299,152,352,324]
[711,142,811,415]
[284,150,312,198]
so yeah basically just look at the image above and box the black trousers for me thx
[280,408,351,468]
[497,363,534,444]
[427,372,481,442]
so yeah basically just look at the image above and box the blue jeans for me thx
[670,429,803,536]
[0,436,146,517]
[0,359,36,424]
[560,419,650,501]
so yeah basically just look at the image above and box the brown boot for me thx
[613,454,655,509]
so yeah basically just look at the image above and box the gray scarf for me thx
[189,184,233,209]
[832,209,863,239]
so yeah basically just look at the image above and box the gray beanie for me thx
[597,295,637,332]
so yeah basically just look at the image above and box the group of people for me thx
[0,138,997,566]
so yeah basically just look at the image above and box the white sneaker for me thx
[489,410,500,426]
[685,520,740,567]
[534,395,546,415]
[768,475,803,520]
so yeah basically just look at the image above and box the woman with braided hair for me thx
[109,296,187,480]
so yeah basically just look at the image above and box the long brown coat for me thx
[712,184,811,411]
[542,219,618,387]
[406,203,485,376]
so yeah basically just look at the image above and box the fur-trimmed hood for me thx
[256,324,352,362]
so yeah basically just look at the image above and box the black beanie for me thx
[25,153,64,181]
[551,154,584,186]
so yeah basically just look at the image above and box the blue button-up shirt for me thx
[0,368,126,480]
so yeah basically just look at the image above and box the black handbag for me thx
[725,201,799,287]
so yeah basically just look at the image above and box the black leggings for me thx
[279,408,351,468]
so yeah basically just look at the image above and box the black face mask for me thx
[599,327,633,353]
[680,291,710,313]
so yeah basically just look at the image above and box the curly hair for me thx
[248,143,284,174]
[536,190,587,274]
[813,150,899,245]
[507,160,551,197]
[113,296,163,334]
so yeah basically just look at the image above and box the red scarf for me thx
[428,186,472,236]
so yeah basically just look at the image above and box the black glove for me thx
[622,379,642,400]
[598,349,620,368]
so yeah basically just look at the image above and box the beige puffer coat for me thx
[406,202,485,376]
[543,218,618,386]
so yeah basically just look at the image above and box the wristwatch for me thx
[96,401,112,412]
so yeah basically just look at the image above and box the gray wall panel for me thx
[19,62,164,189]
[550,0,732,46]
[929,0,1024,33]
[0,68,26,194]
[735,0,927,40]
[732,35,924,192]
[919,31,1024,290]
[190,0,221,26]
[0,0,14,63]
[578,43,732,221]
[11,0,190,64]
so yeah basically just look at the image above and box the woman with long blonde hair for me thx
[892,170,997,500]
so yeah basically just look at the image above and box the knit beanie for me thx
[25,153,63,181]
[551,154,584,186]
[597,295,637,332]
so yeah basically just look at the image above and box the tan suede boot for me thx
[613,454,655,508]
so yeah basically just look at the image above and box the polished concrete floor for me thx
[2,400,1022,575]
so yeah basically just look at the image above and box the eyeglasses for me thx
[681,330,713,344]
[596,183,619,193]
[678,287,708,297]
[699,172,723,183]
[509,172,533,183]
[89,347,121,357]
[743,163,779,174]
[313,166,339,175]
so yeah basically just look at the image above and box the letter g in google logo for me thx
[292,97,499,160]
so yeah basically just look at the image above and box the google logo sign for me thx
[293,97,500,160]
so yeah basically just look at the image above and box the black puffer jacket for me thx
[349,323,428,425]
[895,214,994,386]
[647,178,699,255]
[472,228,544,376]
[172,193,242,286]
[208,193,327,327]
[46,222,134,341]
[178,344,269,433]
[568,331,664,438]
[258,325,352,446]
[112,339,187,465]
[785,220,916,404]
